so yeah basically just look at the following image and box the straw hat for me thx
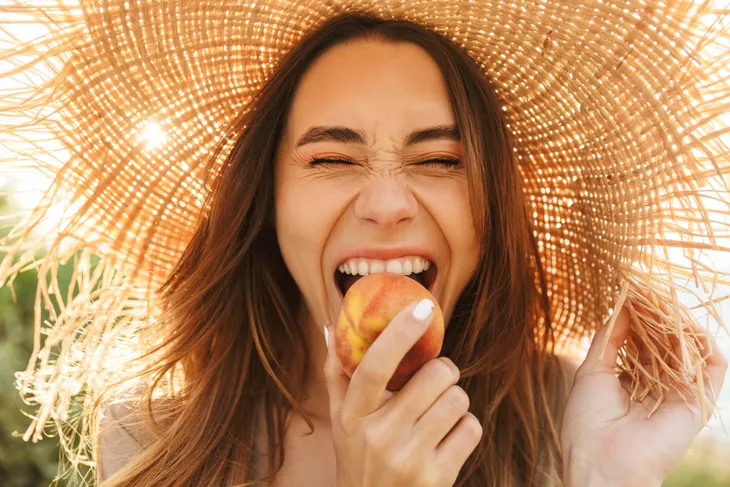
[0,0,729,462]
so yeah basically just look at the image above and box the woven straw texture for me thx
[0,0,729,475]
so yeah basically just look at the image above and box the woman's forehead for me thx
[280,40,458,152]
[290,41,452,111]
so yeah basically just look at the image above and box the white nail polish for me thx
[324,325,330,347]
[412,299,434,321]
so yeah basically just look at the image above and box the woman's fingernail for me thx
[412,299,434,321]
[324,324,330,347]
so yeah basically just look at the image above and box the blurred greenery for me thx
[663,435,730,487]
[1,187,729,486]
[0,192,63,486]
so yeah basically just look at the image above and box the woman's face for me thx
[274,39,480,330]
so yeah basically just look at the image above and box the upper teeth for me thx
[338,256,432,276]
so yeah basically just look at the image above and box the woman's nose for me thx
[353,177,419,230]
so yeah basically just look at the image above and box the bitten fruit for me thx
[335,272,445,391]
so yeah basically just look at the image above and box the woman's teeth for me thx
[337,256,432,276]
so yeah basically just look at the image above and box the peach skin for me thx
[335,272,445,391]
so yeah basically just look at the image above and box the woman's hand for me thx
[560,301,728,487]
[324,299,483,487]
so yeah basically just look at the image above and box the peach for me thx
[335,272,445,391]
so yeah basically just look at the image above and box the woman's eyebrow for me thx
[294,124,461,148]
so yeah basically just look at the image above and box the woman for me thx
[97,16,573,486]
[0,4,727,487]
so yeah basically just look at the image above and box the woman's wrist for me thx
[563,466,620,487]
[564,466,663,487]
[564,472,622,487]
[562,449,662,487]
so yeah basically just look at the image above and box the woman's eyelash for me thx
[307,157,354,166]
[308,157,462,167]
[417,158,462,166]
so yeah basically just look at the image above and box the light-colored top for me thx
[96,398,270,484]
[96,401,152,483]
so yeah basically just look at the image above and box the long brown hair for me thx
[97,11,564,487]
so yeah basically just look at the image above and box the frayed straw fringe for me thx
[0,0,729,483]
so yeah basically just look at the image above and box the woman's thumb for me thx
[583,304,631,373]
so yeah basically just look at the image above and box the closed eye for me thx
[416,157,461,167]
[308,157,355,166]
[307,157,461,167]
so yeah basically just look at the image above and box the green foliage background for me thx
[0,187,728,486]
[0,192,64,486]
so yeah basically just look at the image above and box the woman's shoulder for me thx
[96,397,158,482]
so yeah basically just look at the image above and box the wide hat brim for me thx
[0,0,728,451]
